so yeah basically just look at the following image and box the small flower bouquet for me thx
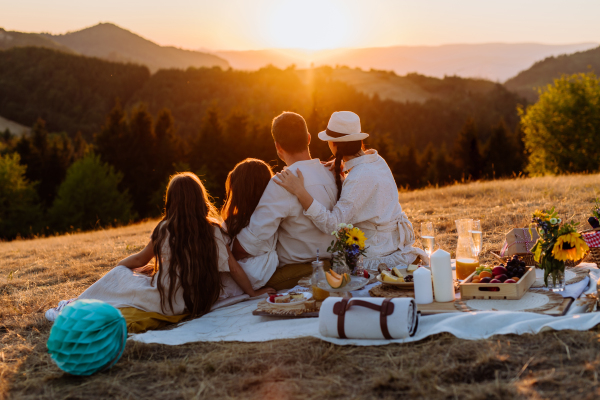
[327,223,368,274]
[530,208,589,290]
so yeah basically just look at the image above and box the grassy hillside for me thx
[0,28,73,53]
[2,174,599,399]
[45,23,229,73]
[505,46,600,101]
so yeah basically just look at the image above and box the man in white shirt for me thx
[232,112,337,290]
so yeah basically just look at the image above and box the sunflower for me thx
[346,227,367,249]
[552,232,589,262]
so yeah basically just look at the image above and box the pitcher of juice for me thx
[455,219,479,280]
[311,251,330,301]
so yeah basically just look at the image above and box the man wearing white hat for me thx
[232,112,338,290]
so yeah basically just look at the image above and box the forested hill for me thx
[0,46,524,150]
[0,28,73,53]
[43,23,229,73]
[0,47,150,136]
[505,45,600,101]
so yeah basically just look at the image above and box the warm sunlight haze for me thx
[1,0,599,50]
[263,0,351,50]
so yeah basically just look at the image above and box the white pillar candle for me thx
[430,249,455,302]
[413,267,433,304]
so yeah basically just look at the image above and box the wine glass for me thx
[421,222,435,260]
[470,220,483,256]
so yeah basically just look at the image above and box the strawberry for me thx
[363,270,369,278]
[269,295,276,302]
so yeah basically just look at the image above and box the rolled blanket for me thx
[319,297,419,340]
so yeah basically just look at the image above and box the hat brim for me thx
[317,130,370,142]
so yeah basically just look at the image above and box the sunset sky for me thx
[1,0,599,51]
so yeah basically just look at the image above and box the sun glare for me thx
[264,0,351,50]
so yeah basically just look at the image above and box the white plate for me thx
[316,276,369,292]
[266,292,312,307]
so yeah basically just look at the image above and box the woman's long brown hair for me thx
[221,158,274,241]
[151,172,222,317]
[333,141,364,201]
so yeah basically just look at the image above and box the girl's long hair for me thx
[221,158,274,241]
[151,172,222,317]
[333,140,364,201]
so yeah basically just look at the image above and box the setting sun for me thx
[263,0,351,50]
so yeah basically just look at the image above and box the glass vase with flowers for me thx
[531,208,589,291]
[327,223,368,275]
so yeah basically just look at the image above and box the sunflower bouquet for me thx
[327,223,368,274]
[530,208,589,288]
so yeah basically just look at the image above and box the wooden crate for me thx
[459,267,535,300]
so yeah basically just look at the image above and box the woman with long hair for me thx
[51,172,275,322]
[274,111,428,271]
[220,158,279,294]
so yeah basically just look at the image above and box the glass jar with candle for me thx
[455,219,479,280]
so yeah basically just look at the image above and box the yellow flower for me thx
[533,242,543,263]
[552,232,589,262]
[346,227,367,249]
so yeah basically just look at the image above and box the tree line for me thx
[3,47,597,240]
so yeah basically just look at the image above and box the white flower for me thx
[550,218,558,224]
[347,224,353,229]
[338,223,347,228]
[558,218,562,223]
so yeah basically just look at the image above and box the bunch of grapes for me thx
[501,255,527,279]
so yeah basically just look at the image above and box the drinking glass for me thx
[470,220,483,256]
[421,222,435,259]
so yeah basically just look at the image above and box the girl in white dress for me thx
[68,172,275,318]
[274,111,428,271]
[220,158,279,297]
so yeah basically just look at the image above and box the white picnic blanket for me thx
[130,263,600,346]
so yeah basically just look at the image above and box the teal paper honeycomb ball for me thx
[47,299,127,376]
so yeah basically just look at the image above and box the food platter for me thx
[266,292,312,308]
[375,274,415,290]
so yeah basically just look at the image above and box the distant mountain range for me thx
[1,23,228,73]
[42,23,229,73]
[1,22,599,108]
[0,28,73,53]
[218,43,598,82]
[505,46,600,101]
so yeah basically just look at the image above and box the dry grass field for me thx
[2,174,600,400]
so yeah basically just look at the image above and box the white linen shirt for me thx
[237,158,337,267]
[304,149,428,270]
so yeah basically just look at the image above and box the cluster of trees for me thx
[5,47,598,240]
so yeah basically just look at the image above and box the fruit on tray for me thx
[363,270,370,278]
[404,274,413,283]
[382,270,404,283]
[326,270,350,288]
[470,255,529,284]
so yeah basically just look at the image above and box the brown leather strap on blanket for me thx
[332,298,395,339]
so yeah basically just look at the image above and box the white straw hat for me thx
[317,111,370,142]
